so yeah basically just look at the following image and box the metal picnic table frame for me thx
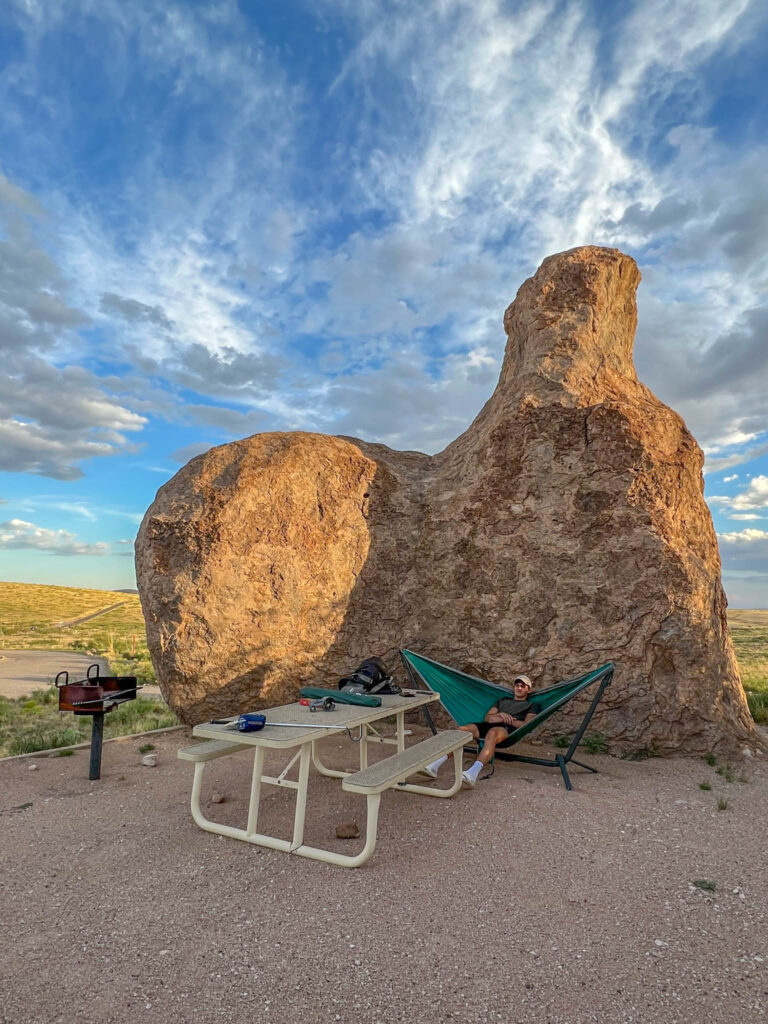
[188,691,457,867]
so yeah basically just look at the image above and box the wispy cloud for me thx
[0,517,109,555]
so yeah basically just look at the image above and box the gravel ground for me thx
[2,727,766,1024]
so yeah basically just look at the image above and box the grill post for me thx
[89,712,105,780]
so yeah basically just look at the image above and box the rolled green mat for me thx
[299,686,381,708]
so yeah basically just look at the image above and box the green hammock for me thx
[400,650,614,790]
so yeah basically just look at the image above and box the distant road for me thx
[56,601,127,628]
[0,650,109,699]
[0,649,162,700]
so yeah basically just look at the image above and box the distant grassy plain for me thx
[0,581,174,756]
[0,583,766,756]
[727,608,768,725]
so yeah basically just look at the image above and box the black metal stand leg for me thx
[422,704,438,735]
[570,758,598,773]
[555,754,572,791]
[89,712,104,780]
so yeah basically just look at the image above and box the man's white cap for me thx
[513,674,533,688]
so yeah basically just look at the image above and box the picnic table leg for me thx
[311,741,347,778]
[290,743,312,850]
[291,792,382,868]
[189,760,292,853]
[246,746,265,837]
[359,726,369,770]
[396,712,405,752]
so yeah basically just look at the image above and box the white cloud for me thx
[718,525,768,583]
[718,528,768,544]
[0,517,109,555]
[729,475,768,511]
[704,441,768,475]
[723,474,738,482]
[729,514,763,521]
[0,358,147,479]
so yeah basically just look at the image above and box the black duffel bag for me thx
[338,656,401,696]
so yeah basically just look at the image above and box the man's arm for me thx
[483,705,501,722]
[496,709,539,728]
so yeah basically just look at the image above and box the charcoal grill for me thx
[56,663,141,779]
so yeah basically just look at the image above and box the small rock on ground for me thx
[335,820,359,839]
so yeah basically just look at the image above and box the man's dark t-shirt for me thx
[496,696,542,720]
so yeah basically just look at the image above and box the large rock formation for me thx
[136,246,760,755]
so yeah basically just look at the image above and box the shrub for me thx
[745,690,768,725]
[717,797,728,811]
[30,687,56,705]
[553,734,571,749]
[582,732,608,755]
[699,781,711,791]
[623,746,660,761]
[9,726,84,755]
[692,879,716,893]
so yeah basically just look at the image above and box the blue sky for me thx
[1,0,767,607]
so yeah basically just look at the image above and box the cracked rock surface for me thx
[136,245,757,754]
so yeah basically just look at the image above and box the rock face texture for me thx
[136,246,759,754]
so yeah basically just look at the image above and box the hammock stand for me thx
[399,650,615,790]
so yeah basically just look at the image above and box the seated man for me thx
[421,675,541,788]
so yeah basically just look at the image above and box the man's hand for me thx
[485,712,516,726]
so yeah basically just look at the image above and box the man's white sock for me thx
[426,755,448,775]
[464,760,484,782]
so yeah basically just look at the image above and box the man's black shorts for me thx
[473,721,514,739]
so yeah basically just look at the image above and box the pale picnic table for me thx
[179,692,470,867]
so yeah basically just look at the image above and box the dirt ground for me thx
[2,726,767,1024]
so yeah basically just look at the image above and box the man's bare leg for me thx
[462,726,508,786]
[477,726,508,766]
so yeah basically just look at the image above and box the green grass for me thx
[582,732,609,755]
[727,611,768,725]
[717,797,729,811]
[0,689,178,757]
[692,879,716,893]
[0,581,148,662]
[699,781,712,791]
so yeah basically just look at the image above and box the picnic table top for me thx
[192,690,439,749]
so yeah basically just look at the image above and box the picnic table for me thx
[179,692,470,867]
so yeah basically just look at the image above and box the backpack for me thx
[338,656,401,696]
